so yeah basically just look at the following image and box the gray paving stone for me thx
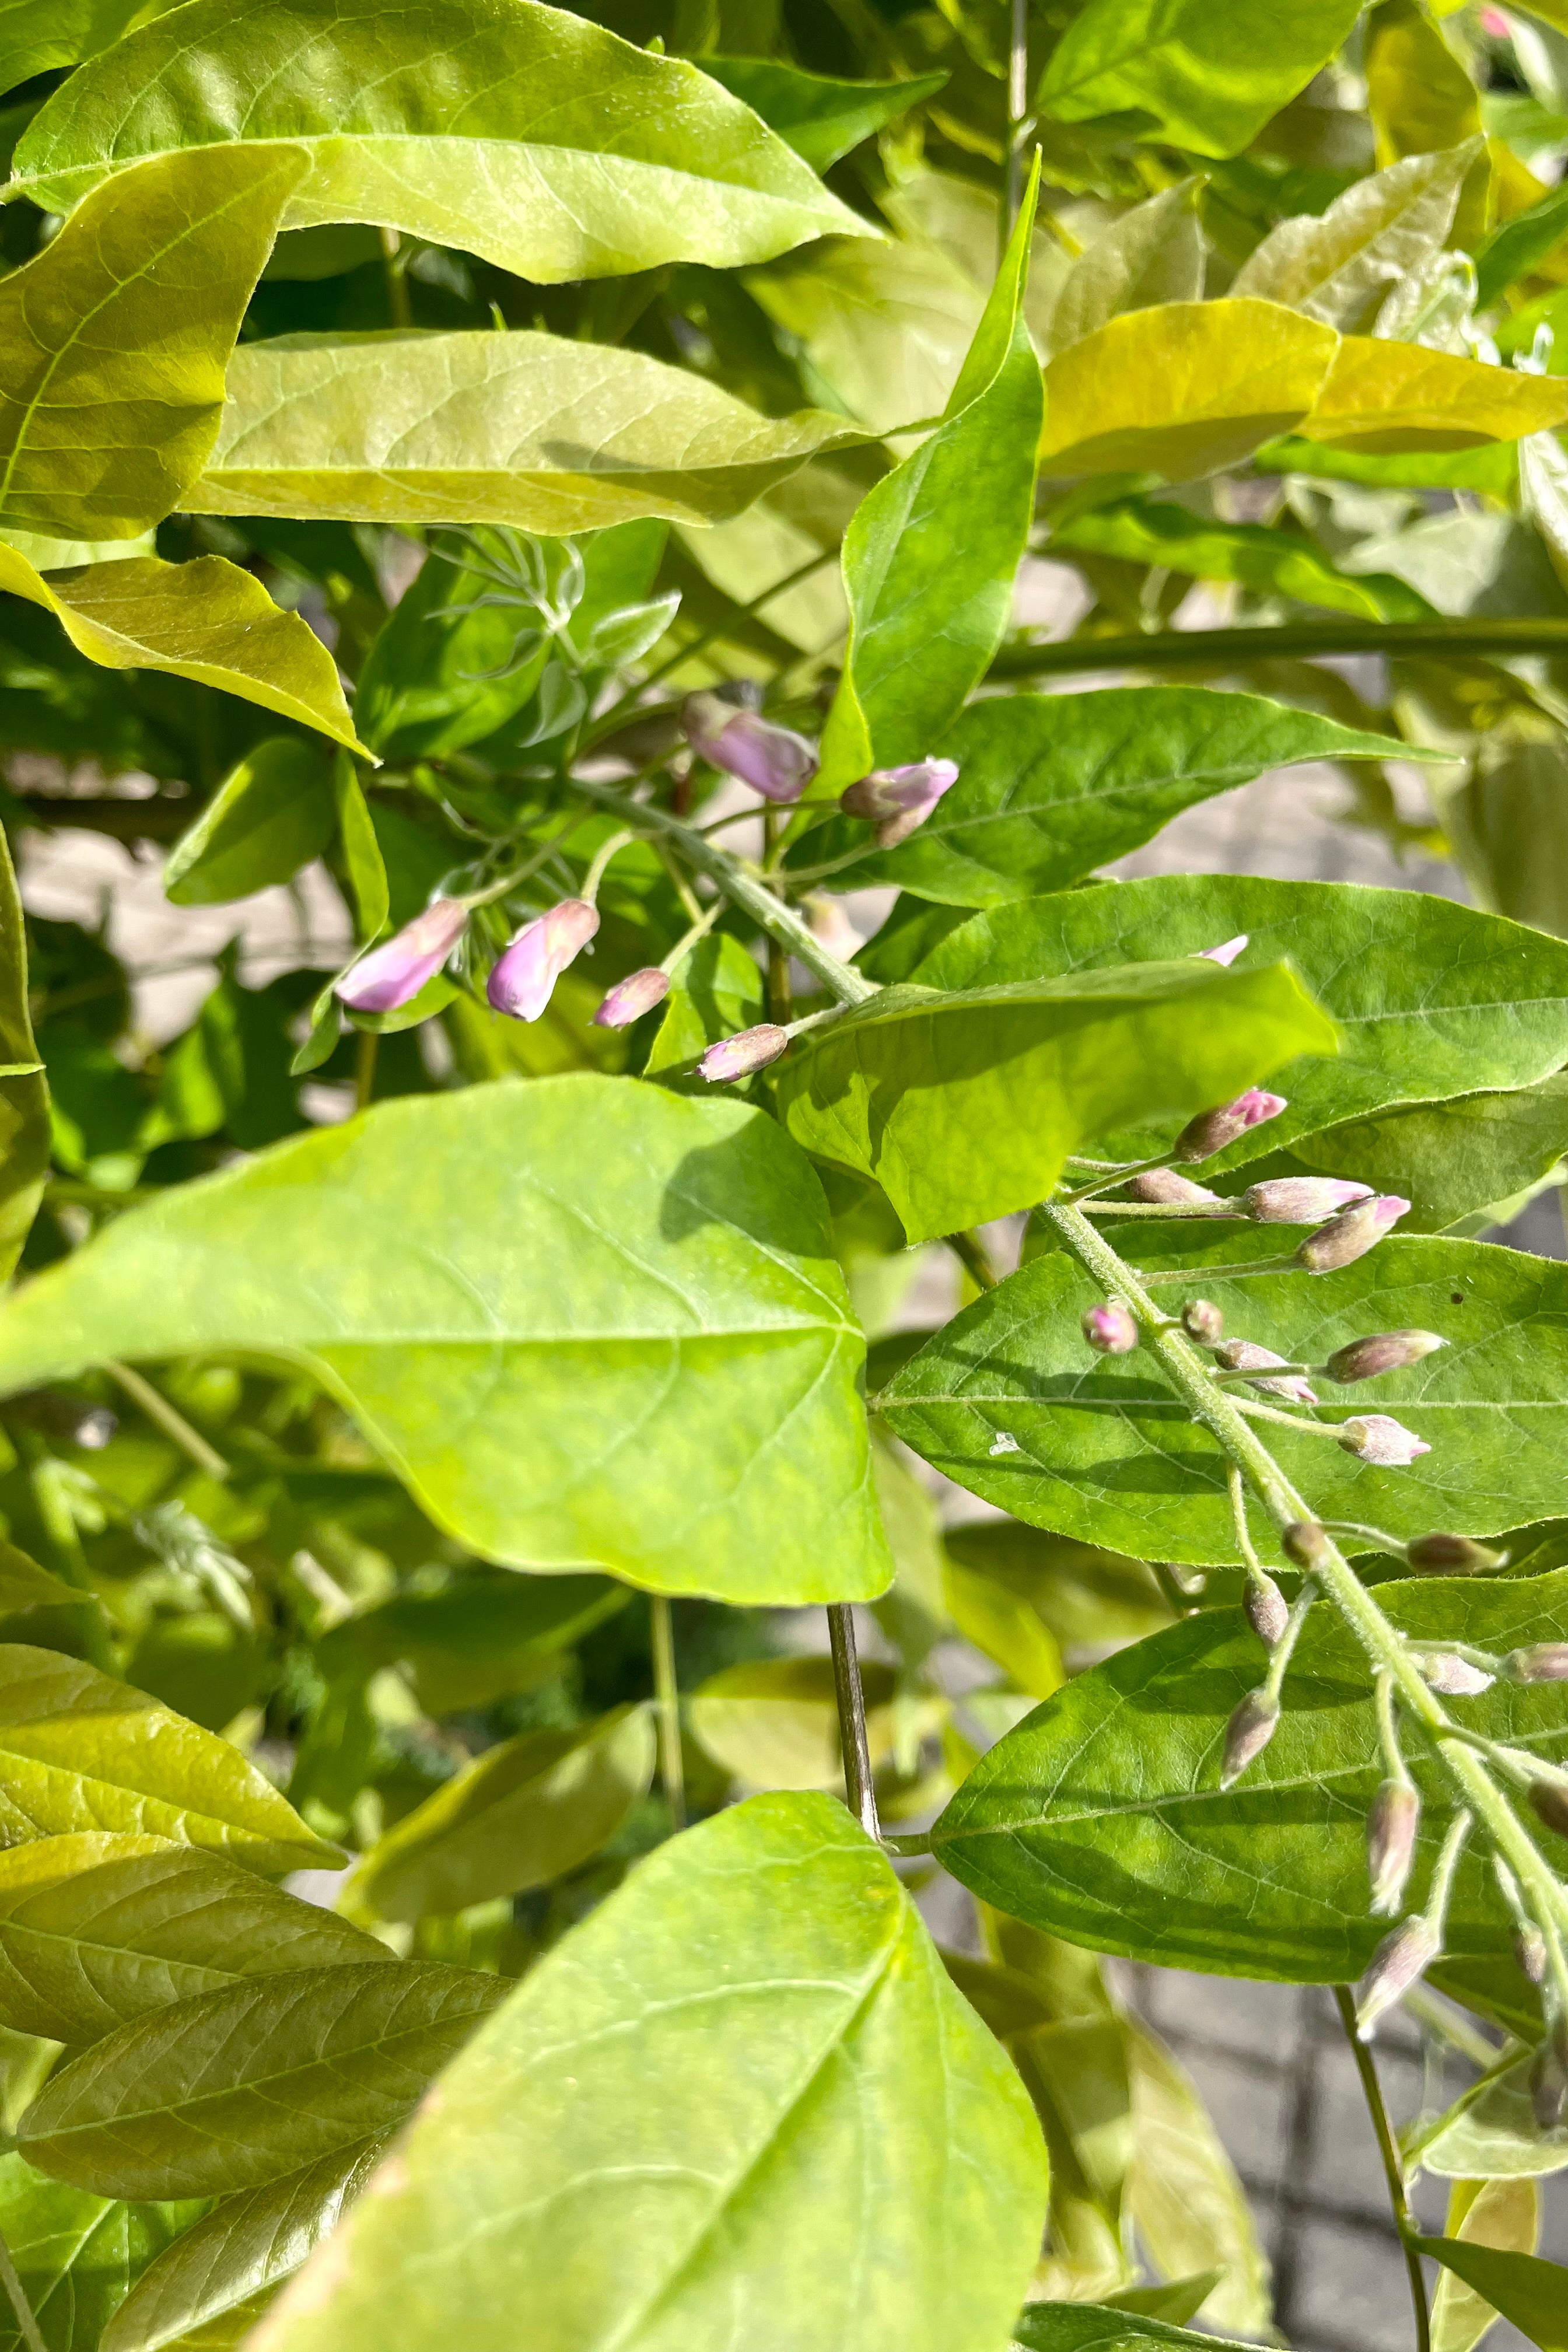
[1289,2214,1421,2351]
[1306,2041,1428,2214]
[1141,1967,1307,2066]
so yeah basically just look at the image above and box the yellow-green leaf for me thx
[688,1656,943,1789]
[1299,339,1568,453]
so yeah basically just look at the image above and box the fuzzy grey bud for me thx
[1242,1178,1373,1223]
[1128,1170,1221,1206]
[1415,1650,1494,1696]
[1336,1415,1430,1468]
[1215,1339,1317,1405]
[1283,1520,1331,1570]
[1367,1781,1420,1917]
[699,1023,790,1083]
[1324,1330,1446,1385]
[1083,1303,1139,1354]
[1517,1923,1549,1985]
[1244,1574,1290,1647]
[1221,1689,1280,1787]
[1296,1195,1410,1273]
[1531,2043,1567,2132]
[682,694,818,802]
[1172,1088,1287,1163]
[1529,1779,1568,1841]
[593,967,670,1028]
[1182,1298,1225,1343]
[1356,1915,1440,2036]
[1404,1532,1509,1574]
[840,758,959,847]
[1503,1643,1568,1683]
[335,897,470,1014]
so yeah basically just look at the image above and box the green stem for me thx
[1376,1669,1414,1791]
[354,1028,379,1113]
[0,2220,48,2352]
[649,1595,685,1832]
[106,1362,229,1485]
[1334,1984,1433,2352]
[828,1602,880,1840]
[986,617,1568,682]
[947,1228,1000,1292]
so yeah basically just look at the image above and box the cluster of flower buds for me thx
[1220,1688,1280,1787]
[1366,1781,1420,1916]
[335,898,470,1014]
[1082,1302,1139,1355]
[1296,1194,1409,1273]
[1172,1088,1286,1163]
[1213,1338,1317,1405]
[1336,1414,1430,1467]
[682,693,818,803]
[701,1024,790,1083]
[488,898,599,1020]
[1322,1330,1444,1384]
[840,758,959,848]
[1241,1178,1371,1223]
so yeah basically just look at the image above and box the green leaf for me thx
[943,1560,1064,1700]
[745,233,983,438]
[332,761,386,947]
[164,741,337,907]
[0,147,307,541]
[688,1656,942,1787]
[1044,182,1205,356]
[102,2143,389,2352]
[0,1546,93,1625]
[0,0,141,97]
[0,1833,386,2044]
[697,60,947,172]
[1098,2277,1223,2327]
[913,876,1568,1178]
[189,331,865,533]
[1252,435,1520,494]
[0,831,47,1284]
[20,1962,504,2199]
[344,1706,655,1923]
[12,0,866,279]
[645,932,766,1072]
[1231,143,1480,330]
[1300,337,1568,453]
[1422,2054,1568,2180]
[1040,302,1339,482]
[1014,2309,1253,2352]
[1415,2240,1567,2352]
[0,1647,338,1875]
[237,1793,1046,2352]
[1477,178,1568,309]
[1049,501,1430,623]
[943,1524,1172,1652]
[883,1228,1568,1562]
[814,162,1044,793]
[1037,0,1363,159]
[313,1570,628,1717]
[1431,2179,1541,2352]
[0,2150,204,2352]
[0,1076,891,1606]
[772,956,1338,1244]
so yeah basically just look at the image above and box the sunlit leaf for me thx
[1231,143,1480,330]
[1123,2025,1270,2337]
[163,741,338,905]
[688,1656,941,1788]
[1049,500,1430,623]
[1415,2238,1567,2352]
[698,58,946,172]
[1044,182,1204,356]
[1299,338,1568,453]
[1430,2178,1541,2352]
[1423,2055,1568,2181]
[0,2151,204,2352]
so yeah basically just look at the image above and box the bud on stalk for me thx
[1172,1089,1287,1163]
[1244,1574,1290,1647]
[1503,1643,1568,1682]
[1083,1302,1139,1355]
[1529,1779,1568,1840]
[1356,1915,1440,2036]
[1324,1330,1445,1384]
[1405,1532,1509,1574]
[488,898,600,1021]
[1129,1170,1221,1206]
[1241,1178,1372,1223]
[1367,1781,1420,1916]
[1283,1520,1331,1570]
[1296,1195,1409,1273]
[1181,1298,1224,1342]
[682,693,817,802]
[1531,2043,1567,2132]
[1415,1650,1494,1695]
[839,758,960,848]
[699,1023,790,1083]
[335,898,470,1014]
[593,966,670,1029]
[1214,1339,1317,1405]
[1220,1689,1279,1787]
[1336,1415,1430,1467]
[1517,1922,1549,1985]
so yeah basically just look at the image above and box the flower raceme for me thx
[488,899,599,1021]
[839,759,960,847]
[334,898,470,1014]
[682,694,817,803]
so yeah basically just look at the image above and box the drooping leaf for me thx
[313,1571,628,1717]
[343,1706,654,1923]
[1422,2054,1568,2181]
[1366,0,1483,175]
[772,956,1337,1244]
[814,162,1042,793]
[0,1648,338,1875]
[1036,0,1363,159]
[10,0,866,279]
[1231,143,1480,329]
[1299,338,1568,453]
[882,1227,1568,1562]
[0,1546,93,1625]
[0,2151,204,2352]
[20,1963,504,2199]
[188,331,866,533]
[942,1560,1063,1701]
[163,741,338,906]
[0,1076,891,1606]
[932,1571,1568,1982]
[1415,2239,1567,2352]
[697,59,947,172]
[1430,2179,1541,2352]
[1049,500,1430,624]
[1122,2024,1270,2337]
[0,831,47,1284]
[0,1834,386,2045]
[1043,183,1205,356]
[240,1794,1047,2352]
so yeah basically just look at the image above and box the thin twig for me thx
[827,1604,880,1840]
[106,1363,229,1485]
[0,2219,48,2352]
[1334,1985,1432,2352]
[946,1228,1000,1292]
[649,1595,685,1832]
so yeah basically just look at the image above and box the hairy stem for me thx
[828,1603,880,1840]
[649,1595,686,1832]
[1334,1985,1433,2352]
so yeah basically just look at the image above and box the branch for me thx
[986,617,1568,682]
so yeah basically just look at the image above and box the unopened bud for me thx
[1356,1915,1440,2035]
[1244,1574,1290,1647]
[1173,1089,1287,1163]
[1194,934,1249,967]
[840,758,960,848]
[1283,1520,1331,1570]
[1083,1303,1139,1354]
[1242,1178,1373,1223]
[699,1023,789,1083]
[682,693,817,803]
[1506,1643,1568,1682]
[1182,1297,1224,1343]
[1128,1170,1220,1206]
[488,898,599,1021]
[1405,1532,1507,1574]
[1296,1195,1409,1273]
[1325,1330,1446,1384]
[1531,2043,1567,2131]
[1517,1923,1549,1985]
[1221,1689,1280,1787]
[1336,1415,1430,1468]
[1215,1339,1317,1405]
[335,897,469,1014]
[74,1408,117,1450]
[1367,1782,1420,1916]
[1529,1779,1568,1841]
[1415,1650,1494,1695]
[593,966,670,1028]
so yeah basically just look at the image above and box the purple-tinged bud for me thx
[593,967,670,1029]
[1182,1297,1224,1343]
[699,1023,789,1083]
[682,693,817,803]
[1531,2043,1567,2132]
[487,899,599,1022]
[1503,1642,1568,1683]
[1405,1532,1509,1574]
[1517,1923,1549,1985]
[1324,1330,1446,1385]
[1367,1782,1420,1916]
[1083,1302,1139,1354]
[1242,1178,1373,1224]
[1296,1195,1410,1273]
[1173,1089,1287,1163]
[1283,1520,1332,1570]
[1194,934,1249,968]
[1221,1689,1280,1787]
[1528,1779,1568,1841]
[840,758,960,848]
[1215,1339,1317,1405]
[335,898,469,1014]
[1127,1169,1221,1206]
[1415,1651,1494,1696]
[1336,1415,1430,1468]
[1356,1915,1439,2036]
[1244,1574,1290,1647]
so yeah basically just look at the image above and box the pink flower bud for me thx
[1182,1297,1224,1343]
[1194,934,1249,967]
[1241,1178,1373,1224]
[840,759,960,848]
[1480,5,1511,32]
[1356,1915,1439,2035]
[699,1023,789,1082]
[1220,1689,1279,1787]
[1336,1414,1430,1468]
[1296,1195,1409,1273]
[1415,1650,1493,1696]
[593,967,670,1029]
[682,693,817,803]
[334,898,469,1014]
[487,899,599,1022]
[1172,1089,1287,1163]
[1082,1302,1139,1354]
[1244,1574,1289,1647]
[1215,1339,1317,1405]
[1405,1532,1507,1574]
[1503,1642,1568,1682]
[1128,1170,1220,1206]
[1324,1330,1446,1384]
[1368,1781,1420,1916]
[1530,1779,1568,1840]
